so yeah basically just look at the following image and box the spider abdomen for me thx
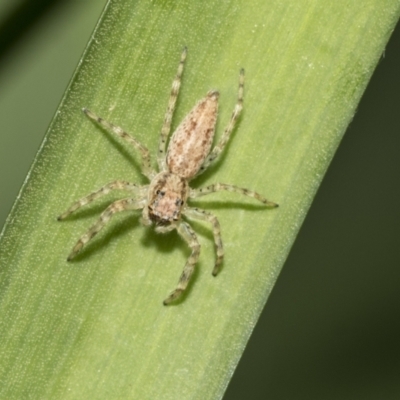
[166,91,219,179]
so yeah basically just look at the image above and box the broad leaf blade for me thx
[0,1,399,399]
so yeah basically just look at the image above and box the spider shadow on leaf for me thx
[189,199,272,213]
[140,222,202,305]
[85,113,148,185]
[140,225,178,255]
[58,199,124,221]
[65,213,141,262]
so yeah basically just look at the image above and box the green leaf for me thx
[0,1,399,399]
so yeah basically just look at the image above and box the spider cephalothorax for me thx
[145,172,188,227]
[58,48,278,305]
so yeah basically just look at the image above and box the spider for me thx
[58,47,278,305]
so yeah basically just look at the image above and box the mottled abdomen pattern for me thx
[166,91,219,179]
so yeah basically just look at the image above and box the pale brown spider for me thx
[58,48,278,305]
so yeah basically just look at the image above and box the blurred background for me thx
[0,2,399,399]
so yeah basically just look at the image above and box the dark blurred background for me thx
[226,14,400,400]
[0,2,399,399]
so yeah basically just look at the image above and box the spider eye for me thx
[175,199,183,206]
[156,190,165,196]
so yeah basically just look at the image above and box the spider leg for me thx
[83,108,156,179]
[66,198,144,261]
[190,183,278,207]
[157,47,187,172]
[195,68,244,177]
[57,180,146,220]
[184,207,224,276]
[163,220,200,305]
